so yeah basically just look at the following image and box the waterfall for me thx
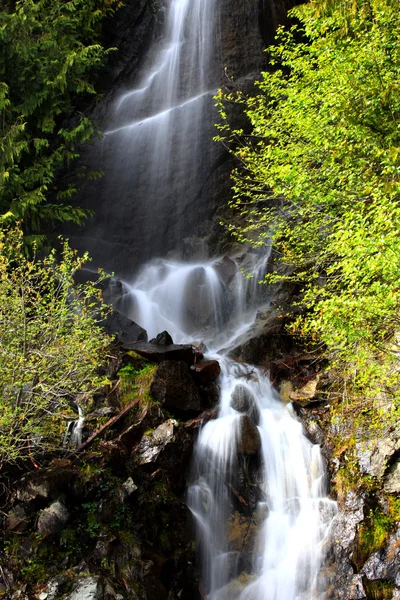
[114,252,337,600]
[92,0,337,596]
[63,405,85,449]
[93,0,219,266]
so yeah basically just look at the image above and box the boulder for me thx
[126,341,203,365]
[103,309,147,345]
[190,359,221,385]
[65,576,103,600]
[150,360,202,412]
[122,477,138,497]
[237,415,261,455]
[289,375,320,404]
[137,419,178,466]
[37,500,70,536]
[231,384,259,422]
[149,330,174,345]
[212,256,238,285]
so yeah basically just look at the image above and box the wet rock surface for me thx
[231,384,259,423]
[237,415,261,455]
[190,359,221,385]
[127,341,203,365]
[150,360,203,413]
[103,309,148,345]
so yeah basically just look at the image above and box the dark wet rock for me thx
[190,359,221,385]
[230,307,292,367]
[356,430,400,479]
[37,500,70,536]
[362,526,400,586]
[213,256,238,284]
[118,403,166,451]
[235,457,263,513]
[198,381,220,409]
[103,309,148,345]
[150,360,202,413]
[6,504,30,532]
[150,330,174,345]
[293,403,328,447]
[237,415,261,455]
[126,341,203,365]
[231,384,259,423]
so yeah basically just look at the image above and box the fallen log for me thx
[76,399,139,453]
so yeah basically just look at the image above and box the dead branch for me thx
[76,399,139,453]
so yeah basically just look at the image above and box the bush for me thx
[0,227,111,469]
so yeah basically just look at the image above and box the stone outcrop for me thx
[103,309,148,345]
[237,415,261,455]
[126,341,203,365]
[150,360,203,413]
[37,501,70,537]
[190,359,221,385]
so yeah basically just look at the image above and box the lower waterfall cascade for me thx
[113,252,338,600]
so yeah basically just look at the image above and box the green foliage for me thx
[216,0,400,402]
[0,0,122,246]
[0,227,111,468]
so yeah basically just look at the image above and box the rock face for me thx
[331,491,367,600]
[103,309,148,344]
[37,501,70,536]
[65,0,296,276]
[65,576,103,600]
[362,526,400,587]
[237,415,261,455]
[150,360,202,412]
[357,430,400,479]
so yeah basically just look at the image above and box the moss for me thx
[354,507,395,568]
[363,579,394,600]
[118,363,158,409]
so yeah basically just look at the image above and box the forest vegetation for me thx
[0,0,121,249]
[217,0,400,437]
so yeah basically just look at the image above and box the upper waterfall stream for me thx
[112,253,337,600]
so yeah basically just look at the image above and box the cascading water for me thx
[88,0,220,268]
[92,0,337,595]
[113,252,338,600]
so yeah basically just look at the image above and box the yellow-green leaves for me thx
[0,228,111,468]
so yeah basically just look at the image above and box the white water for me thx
[102,0,337,595]
[63,405,85,449]
[114,253,337,600]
